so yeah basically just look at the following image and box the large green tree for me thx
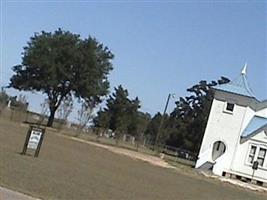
[107,85,132,136]
[9,29,114,126]
[165,77,230,153]
[94,85,141,141]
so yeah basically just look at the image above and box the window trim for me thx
[246,143,267,169]
[226,102,235,112]
[257,148,266,167]
[248,145,257,164]
[223,101,235,114]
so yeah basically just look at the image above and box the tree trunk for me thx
[47,108,56,127]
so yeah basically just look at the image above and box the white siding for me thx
[231,131,267,182]
[196,97,248,175]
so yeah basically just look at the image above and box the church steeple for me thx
[213,64,256,99]
[241,63,247,75]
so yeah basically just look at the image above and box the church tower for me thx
[195,65,258,176]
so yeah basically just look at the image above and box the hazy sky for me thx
[1,1,266,118]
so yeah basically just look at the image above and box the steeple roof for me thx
[214,64,256,99]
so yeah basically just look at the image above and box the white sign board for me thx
[27,130,42,150]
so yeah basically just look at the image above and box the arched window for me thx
[212,141,226,161]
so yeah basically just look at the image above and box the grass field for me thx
[0,118,267,200]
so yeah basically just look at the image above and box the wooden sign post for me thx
[21,125,45,157]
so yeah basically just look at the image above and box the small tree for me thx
[38,99,50,124]
[135,112,151,148]
[9,29,114,127]
[0,88,9,114]
[145,113,163,146]
[77,102,95,134]
[56,95,73,130]
[93,109,110,136]
[107,85,130,134]
[8,95,28,122]
[93,85,141,145]
[127,97,141,136]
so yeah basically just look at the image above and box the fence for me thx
[160,144,197,161]
[71,128,197,166]
[0,107,197,166]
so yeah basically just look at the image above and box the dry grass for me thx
[0,117,266,200]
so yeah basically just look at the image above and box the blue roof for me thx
[241,116,267,138]
[213,74,256,98]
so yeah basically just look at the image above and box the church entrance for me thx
[212,141,226,161]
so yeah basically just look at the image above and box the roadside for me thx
[0,186,40,200]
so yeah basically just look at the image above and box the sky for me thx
[0,1,266,119]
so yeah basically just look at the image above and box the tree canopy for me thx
[143,77,230,153]
[144,112,163,145]
[9,29,114,126]
[93,77,229,153]
[93,85,151,141]
[95,85,137,133]
[164,77,230,153]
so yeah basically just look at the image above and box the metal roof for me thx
[214,73,256,99]
[241,116,267,138]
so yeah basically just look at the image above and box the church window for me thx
[248,145,256,164]
[247,145,267,167]
[216,141,221,151]
[257,148,266,167]
[226,102,235,112]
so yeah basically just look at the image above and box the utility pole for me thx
[154,93,174,151]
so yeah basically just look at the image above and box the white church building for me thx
[195,65,267,186]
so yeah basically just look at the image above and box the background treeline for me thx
[5,29,231,155]
[94,77,229,154]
